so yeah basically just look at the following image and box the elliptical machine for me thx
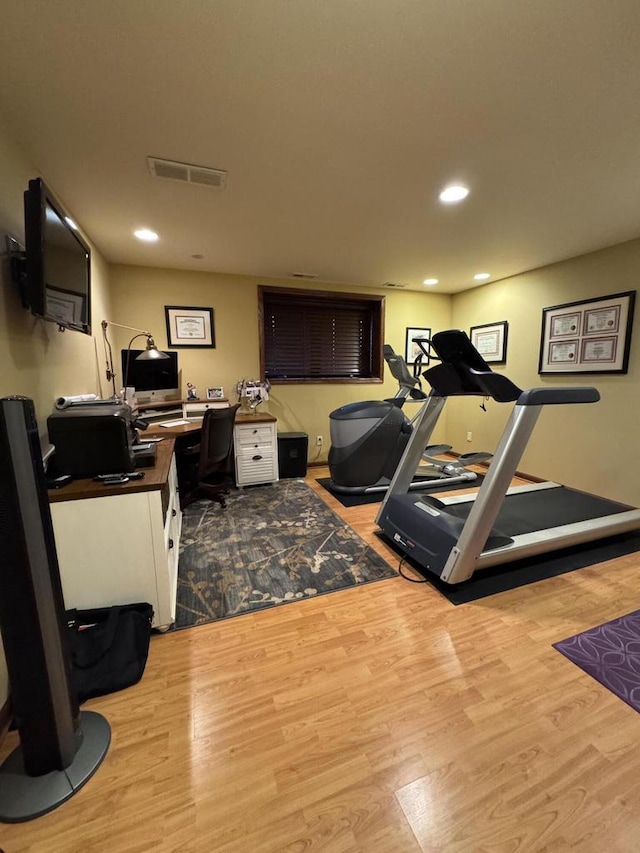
[327,343,490,495]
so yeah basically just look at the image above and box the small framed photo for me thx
[405,327,432,365]
[165,305,215,348]
[206,386,225,400]
[470,321,509,364]
[539,291,635,374]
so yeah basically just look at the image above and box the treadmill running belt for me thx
[437,486,632,537]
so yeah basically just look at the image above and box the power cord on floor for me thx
[397,554,428,583]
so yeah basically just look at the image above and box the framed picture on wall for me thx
[405,327,432,365]
[539,291,636,374]
[165,305,215,348]
[470,321,509,364]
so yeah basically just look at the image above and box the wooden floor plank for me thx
[2,465,639,852]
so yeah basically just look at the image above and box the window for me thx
[259,286,385,383]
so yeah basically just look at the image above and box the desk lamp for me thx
[101,320,169,399]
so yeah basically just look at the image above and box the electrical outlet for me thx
[466,431,473,442]
[316,435,324,446]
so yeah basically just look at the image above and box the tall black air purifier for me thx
[0,396,110,822]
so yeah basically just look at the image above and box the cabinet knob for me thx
[253,429,258,433]
[168,538,174,550]
[172,508,177,517]
[252,454,262,461]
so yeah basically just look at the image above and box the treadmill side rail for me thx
[440,404,543,583]
[376,395,445,525]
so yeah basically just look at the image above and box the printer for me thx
[47,402,139,478]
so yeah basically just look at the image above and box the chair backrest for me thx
[197,404,240,480]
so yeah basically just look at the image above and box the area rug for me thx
[553,610,640,713]
[378,530,640,604]
[175,478,397,629]
[316,474,485,507]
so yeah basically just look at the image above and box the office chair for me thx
[180,404,240,510]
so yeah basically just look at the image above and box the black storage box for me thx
[48,403,136,478]
[277,432,309,478]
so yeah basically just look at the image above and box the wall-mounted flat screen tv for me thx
[24,178,91,334]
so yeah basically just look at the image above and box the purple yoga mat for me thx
[553,609,640,713]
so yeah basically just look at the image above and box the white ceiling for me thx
[2,1,640,294]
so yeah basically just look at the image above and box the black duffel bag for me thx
[66,603,154,703]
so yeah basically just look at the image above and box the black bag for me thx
[66,603,154,703]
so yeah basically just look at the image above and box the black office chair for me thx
[180,404,240,510]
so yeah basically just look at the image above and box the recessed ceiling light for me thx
[423,278,438,286]
[134,228,159,242]
[64,216,78,230]
[439,185,469,204]
[474,272,491,281]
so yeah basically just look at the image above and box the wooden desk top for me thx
[144,409,276,438]
[48,438,176,503]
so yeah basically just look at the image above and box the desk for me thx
[146,411,279,487]
[49,439,181,629]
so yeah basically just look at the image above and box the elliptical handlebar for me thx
[383,344,428,400]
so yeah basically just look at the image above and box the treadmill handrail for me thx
[516,387,600,406]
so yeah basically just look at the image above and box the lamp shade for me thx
[137,337,169,360]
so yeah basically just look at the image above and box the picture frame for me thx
[206,386,225,400]
[405,327,432,365]
[45,286,85,326]
[470,320,509,364]
[539,291,636,374]
[165,305,215,348]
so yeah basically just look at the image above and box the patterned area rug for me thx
[553,609,640,713]
[175,478,397,629]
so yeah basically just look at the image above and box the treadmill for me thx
[376,329,640,585]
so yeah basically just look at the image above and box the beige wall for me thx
[109,265,453,459]
[0,126,112,707]
[449,240,640,505]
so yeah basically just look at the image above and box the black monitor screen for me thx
[121,350,179,397]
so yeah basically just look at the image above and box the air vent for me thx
[147,157,227,189]
[290,272,319,280]
[382,281,409,288]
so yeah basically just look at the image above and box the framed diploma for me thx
[165,305,215,348]
[405,327,432,365]
[539,291,635,374]
[470,321,508,364]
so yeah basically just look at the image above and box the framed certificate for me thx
[165,305,215,348]
[539,291,635,374]
[470,321,508,364]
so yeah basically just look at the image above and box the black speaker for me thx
[0,396,110,822]
[277,432,309,478]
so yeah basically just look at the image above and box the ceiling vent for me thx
[382,281,409,288]
[147,157,227,189]
[290,272,319,280]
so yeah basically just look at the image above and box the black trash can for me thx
[277,432,308,478]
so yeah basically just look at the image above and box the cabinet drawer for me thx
[236,455,277,484]
[236,440,273,457]
[235,425,274,445]
[183,401,229,416]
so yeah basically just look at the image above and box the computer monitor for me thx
[121,350,179,402]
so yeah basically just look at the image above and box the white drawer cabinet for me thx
[182,399,229,420]
[49,445,182,630]
[234,414,279,487]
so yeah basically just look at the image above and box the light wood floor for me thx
[2,467,640,852]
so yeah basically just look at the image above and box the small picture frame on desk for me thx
[206,386,225,400]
